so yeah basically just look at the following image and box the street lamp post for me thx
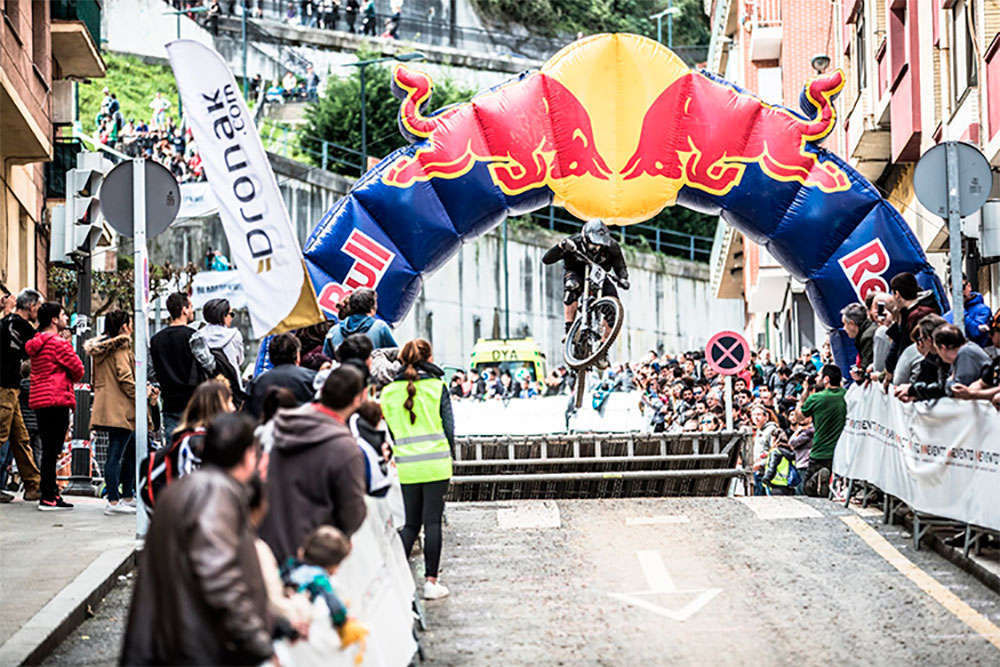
[650,3,679,48]
[242,0,248,100]
[342,52,425,175]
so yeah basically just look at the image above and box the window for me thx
[31,0,48,83]
[3,0,22,43]
[856,11,868,91]
[952,0,978,104]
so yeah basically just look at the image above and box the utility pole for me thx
[342,52,426,174]
[503,219,510,339]
[242,0,249,99]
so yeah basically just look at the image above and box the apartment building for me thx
[705,0,839,356]
[707,0,1000,358]
[1,0,104,296]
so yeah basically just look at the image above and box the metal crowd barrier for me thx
[449,430,747,501]
[839,477,1000,559]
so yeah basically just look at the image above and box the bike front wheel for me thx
[562,296,624,370]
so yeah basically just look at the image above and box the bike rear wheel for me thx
[562,296,624,370]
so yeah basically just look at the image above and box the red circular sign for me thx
[705,330,751,376]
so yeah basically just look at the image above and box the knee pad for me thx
[563,275,582,305]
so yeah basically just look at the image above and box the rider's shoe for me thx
[595,356,610,371]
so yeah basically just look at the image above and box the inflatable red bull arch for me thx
[303,33,945,366]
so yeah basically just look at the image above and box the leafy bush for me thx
[470,0,709,44]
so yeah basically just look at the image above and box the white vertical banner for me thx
[166,39,323,337]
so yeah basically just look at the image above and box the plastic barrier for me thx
[273,494,417,667]
[834,383,1000,533]
[453,392,647,435]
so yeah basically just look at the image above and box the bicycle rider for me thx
[542,220,630,338]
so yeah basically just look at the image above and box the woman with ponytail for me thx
[379,338,454,600]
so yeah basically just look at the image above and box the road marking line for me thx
[496,500,561,529]
[850,505,883,518]
[841,514,1000,651]
[608,550,722,621]
[738,496,823,519]
[637,550,675,592]
[626,515,690,526]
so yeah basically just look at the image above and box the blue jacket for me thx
[322,314,398,357]
[964,292,992,348]
[945,292,992,348]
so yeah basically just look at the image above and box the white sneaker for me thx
[105,501,136,515]
[423,580,450,600]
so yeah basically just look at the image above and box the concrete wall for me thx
[393,224,745,368]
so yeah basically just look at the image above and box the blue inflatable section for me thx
[301,67,945,375]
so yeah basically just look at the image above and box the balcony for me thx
[50,0,106,79]
[0,85,51,162]
[845,86,890,182]
[748,0,782,61]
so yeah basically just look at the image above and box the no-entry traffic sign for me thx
[705,330,750,376]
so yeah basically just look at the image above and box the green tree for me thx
[470,0,709,46]
[301,58,475,171]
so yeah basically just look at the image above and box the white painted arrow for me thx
[609,550,722,622]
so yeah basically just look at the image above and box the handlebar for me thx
[567,244,626,287]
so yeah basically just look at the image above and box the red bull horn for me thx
[383,67,612,195]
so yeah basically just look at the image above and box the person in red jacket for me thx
[25,302,84,510]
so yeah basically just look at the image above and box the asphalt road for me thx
[419,497,1000,665]
[43,497,1000,666]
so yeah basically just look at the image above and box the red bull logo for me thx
[838,238,890,300]
[622,70,850,196]
[380,35,850,224]
[316,229,395,314]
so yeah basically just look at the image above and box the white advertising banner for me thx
[453,393,647,435]
[191,270,247,310]
[834,383,1000,532]
[177,181,219,220]
[166,40,323,337]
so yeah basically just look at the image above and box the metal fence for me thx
[210,0,708,64]
[449,430,746,500]
[527,209,713,262]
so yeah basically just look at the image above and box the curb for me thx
[0,545,137,666]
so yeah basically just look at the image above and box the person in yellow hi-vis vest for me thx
[381,339,454,600]
[761,431,800,496]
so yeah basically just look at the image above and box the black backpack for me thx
[137,429,204,515]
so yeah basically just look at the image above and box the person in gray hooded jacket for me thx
[194,298,245,389]
[258,365,368,564]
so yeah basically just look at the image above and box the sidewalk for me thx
[0,495,138,665]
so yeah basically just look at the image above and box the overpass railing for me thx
[195,0,708,64]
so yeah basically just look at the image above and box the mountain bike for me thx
[562,250,625,409]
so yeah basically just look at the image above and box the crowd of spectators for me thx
[93,87,206,183]
[171,0,405,39]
